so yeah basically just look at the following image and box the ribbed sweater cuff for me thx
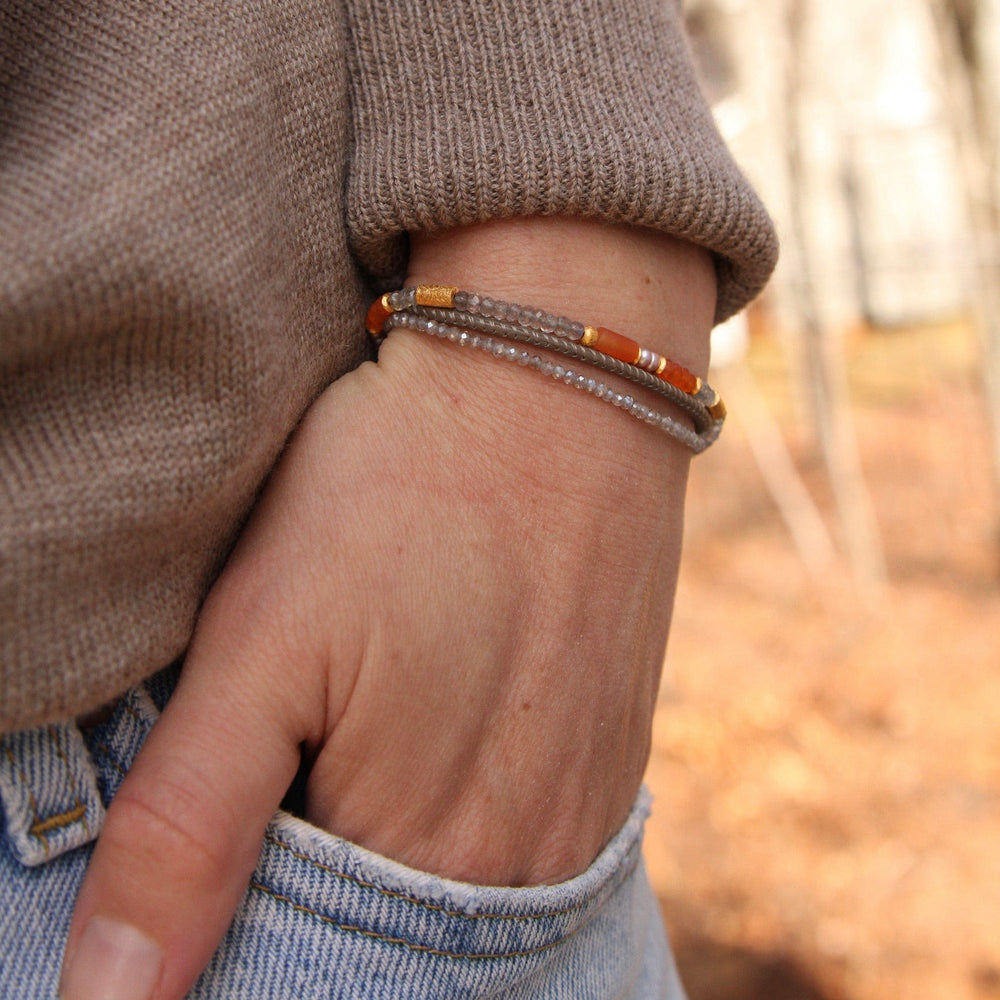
[345,0,778,322]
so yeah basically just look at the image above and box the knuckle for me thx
[101,766,235,892]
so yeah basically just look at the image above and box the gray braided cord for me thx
[405,305,713,432]
[385,313,717,453]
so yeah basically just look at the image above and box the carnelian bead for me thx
[594,326,641,365]
[658,358,700,395]
[365,295,394,336]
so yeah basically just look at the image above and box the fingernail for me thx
[60,916,163,1000]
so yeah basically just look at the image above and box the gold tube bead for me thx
[415,285,459,308]
[581,326,599,347]
[707,391,727,420]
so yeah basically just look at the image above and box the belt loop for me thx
[0,721,106,867]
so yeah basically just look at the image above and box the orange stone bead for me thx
[365,294,394,336]
[594,326,641,365]
[657,358,700,395]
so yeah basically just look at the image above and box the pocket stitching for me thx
[264,831,640,922]
[248,878,574,961]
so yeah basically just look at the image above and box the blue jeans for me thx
[0,667,686,998]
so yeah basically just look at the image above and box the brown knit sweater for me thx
[0,1,777,731]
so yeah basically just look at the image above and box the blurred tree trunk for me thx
[928,0,1000,523]
[783,0,888,598]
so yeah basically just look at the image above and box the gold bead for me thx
[707,391,727,421]
[415,285,458,308]
[582,326,599,347]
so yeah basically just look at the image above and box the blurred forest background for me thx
[646,0,1000,997]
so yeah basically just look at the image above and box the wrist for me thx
[405,216,716,375]
[398,215,717,457]
[382,217,716,475]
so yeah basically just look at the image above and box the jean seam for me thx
[2,733,93,861]
[2,742,49,859]
[248,879,571,961]
[90,743,127,780]
[85,686,160,798]
[3,742,58,858]
[45,725,92,841]
[122,700,147,728]
[265,831,640,922]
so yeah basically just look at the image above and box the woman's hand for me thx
[59,218,716,1000]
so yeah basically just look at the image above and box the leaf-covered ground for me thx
[646,319,999,1000]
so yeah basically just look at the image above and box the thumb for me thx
[59,617,312,1000]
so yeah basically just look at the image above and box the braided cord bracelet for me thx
[367,285,726,453]
[402,303,714,431]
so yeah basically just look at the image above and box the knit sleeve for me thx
[343,0,778,323]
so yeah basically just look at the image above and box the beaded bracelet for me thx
[366,285,726,453]
[398,302,715,431]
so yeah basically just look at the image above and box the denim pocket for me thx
[2,666,684,999]
[203,784,683,1000]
